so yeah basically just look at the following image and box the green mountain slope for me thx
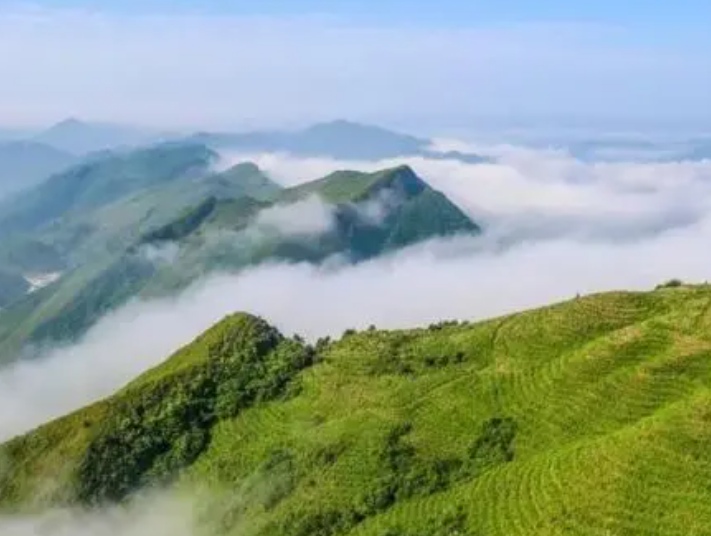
[167,165,479,265]
[42,160,282,262]
[0,270,30,308]
[3,286,711,536]
[0,142,217,235]
[0,158,282,361]
[0,165,478,362]
[0,237,66,309]
[0,141,76,198]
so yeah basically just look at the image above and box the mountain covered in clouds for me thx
[3,285,711,536]
[192,119,488,163]
[0,145,479,362]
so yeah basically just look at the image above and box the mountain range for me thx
[0,141,480,363]
[191,120,487,163]
[0,119,487,203]
[32,118,162,155]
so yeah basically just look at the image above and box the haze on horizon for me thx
[0,1,710,132]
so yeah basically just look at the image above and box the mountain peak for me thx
[131,312,285,386]
[51,117,85,129]
[224,161,262,174]
[305,119,371,132]
[368,164,427,196]
[35,119,154,155]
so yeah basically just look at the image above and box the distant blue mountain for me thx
[33,118,163,155]
[190,120,489,163]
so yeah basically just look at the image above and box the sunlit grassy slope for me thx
[4,285,711,536]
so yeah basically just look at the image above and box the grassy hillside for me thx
[3,285,711,535]
[41,160,282,262]
[0,270,30,308]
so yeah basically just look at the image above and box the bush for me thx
[468,417,517,475]
[75,315,312,504]
[656,279,684,290]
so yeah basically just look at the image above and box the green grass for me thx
[3,286,711,535]
[282,166,421,204]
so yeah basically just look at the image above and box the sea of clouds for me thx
[3,144,711,442]
[2,142,711,535]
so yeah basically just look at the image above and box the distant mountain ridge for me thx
[0,142,217,236]
[33,118,164,155]
[0,144,480,362]
[1,118,488,168]
[191,119,489,162]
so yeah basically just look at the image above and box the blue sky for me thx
[0,2,709,130]
[24,0,711,29]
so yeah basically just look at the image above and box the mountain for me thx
[192,120,488,163]
[0,128,32,142]
[0,270,30,308]
[0,165,478,362]
[291,120,427,159]
[203,161,282,202]
[137,165,478,279]
[33,118,160,155]
[0,142,218,235]
[36,159,282,263]
[0,141,76,199]
[0,147,282,358]
[3,285,711,536]
[0,237,66,309]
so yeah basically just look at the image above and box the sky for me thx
[19,0,711,26]
[0,1,709,130]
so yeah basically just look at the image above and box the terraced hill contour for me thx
[3,284,711,535]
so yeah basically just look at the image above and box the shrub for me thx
[75,315,312,504]
[468,417,517,475]
[656,278,684,290]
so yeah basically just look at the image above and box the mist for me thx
[2,147,711,444]
[0,492,195,536]
[254,195,335,237]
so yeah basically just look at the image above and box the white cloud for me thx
[139,242,181,265]
[254,196,335,237]
[224,150,711,241]
[0,492,195,536]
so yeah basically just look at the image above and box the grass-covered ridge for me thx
[0,164,479,361]
[3,285,711,535]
